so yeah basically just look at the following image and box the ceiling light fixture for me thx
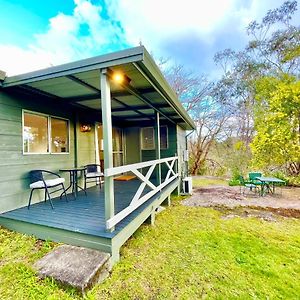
[112,72,124,83]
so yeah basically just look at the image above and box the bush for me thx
[228,167,242,186]
[228,179,240,186]
[286,176,300,187]
[231,167,242,181]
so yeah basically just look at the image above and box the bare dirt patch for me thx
[182,185,300,219]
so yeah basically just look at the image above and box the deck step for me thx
[34,245,111,293]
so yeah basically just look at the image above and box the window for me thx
[23,113,49,153]
[141,126,168,150]
[23,111,69,154]
[160,126,168,149]
[141,127,155,150]
[51,118,69,153]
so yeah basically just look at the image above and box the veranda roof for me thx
[1,46,195,130]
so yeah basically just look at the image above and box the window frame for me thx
[22,110,70,155]
[140,125,168,150]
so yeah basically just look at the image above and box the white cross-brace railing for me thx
[104,156,178,230]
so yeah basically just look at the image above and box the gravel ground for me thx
[182,185,300,219]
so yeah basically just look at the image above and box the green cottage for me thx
[0,46,195,263]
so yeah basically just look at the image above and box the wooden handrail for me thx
[105,156,178,230]
[104,156,178,177]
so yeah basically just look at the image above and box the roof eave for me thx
[2,46,195,130]
[2,46,145,87]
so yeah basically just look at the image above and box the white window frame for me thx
[22,110,70,155]
[140,125,168,150]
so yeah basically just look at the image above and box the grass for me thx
[0,192,300,298]
[193,176,227,187]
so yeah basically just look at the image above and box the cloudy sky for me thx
[0,0,298,77]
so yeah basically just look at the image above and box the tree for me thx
[251,75,300,176]
[213,1,300,176]
[164,64,234,175]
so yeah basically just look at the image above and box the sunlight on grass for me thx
[193,177,227,187]
[1,201,299,299]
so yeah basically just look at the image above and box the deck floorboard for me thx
[0,179,169,239]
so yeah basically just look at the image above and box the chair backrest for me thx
[239,175,245,185]
[29,170,44,184]
[86,164,100,173]
[249,172,262,181]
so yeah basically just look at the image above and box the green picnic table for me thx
[255,176,286,196]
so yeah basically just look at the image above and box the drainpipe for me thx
[184,129,195,177]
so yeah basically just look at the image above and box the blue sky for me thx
[0,0,298,77]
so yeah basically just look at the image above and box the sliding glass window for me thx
[23,111,69,154]
[51,118,69,153]
[23,113,49,154]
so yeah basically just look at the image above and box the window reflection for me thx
[51,118,69,153]
[23,113,48,153]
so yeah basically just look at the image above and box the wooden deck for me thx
[0,178,179,262]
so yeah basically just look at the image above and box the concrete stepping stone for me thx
[34,245,111,293]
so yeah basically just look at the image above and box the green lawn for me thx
[0,196,299,299]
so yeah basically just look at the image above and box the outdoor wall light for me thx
[108,68,131,85]
[112,72,124,83]
[80,124,92,132]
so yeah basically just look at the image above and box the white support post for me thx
[100,68,115,231]
[154,112,161,185]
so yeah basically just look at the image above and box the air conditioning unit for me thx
[182,177,192,195]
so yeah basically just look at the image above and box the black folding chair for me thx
[84,164,104,191]
[28,170,68,209]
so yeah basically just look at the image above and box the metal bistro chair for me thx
[84,164,104,191]
[239,175,260,195]
[28,170,68,209]
[248,172,263,185]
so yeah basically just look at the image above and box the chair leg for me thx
[27,189,34,209]
[45,187,54,209]
[44,189,47,202]
[62,184,68,202]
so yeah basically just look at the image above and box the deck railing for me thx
[104,156,179,230]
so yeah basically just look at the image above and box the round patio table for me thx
[59,167,86,198]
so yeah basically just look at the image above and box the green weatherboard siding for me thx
[0,90,76,213]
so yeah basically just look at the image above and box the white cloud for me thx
[1,0,298,76]
[0,45,55,76]
[0,0,127,76]
[108,0,299,52]
[107,0,237,48]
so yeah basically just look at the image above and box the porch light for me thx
[112,72,124,83]
[80,124,92,132]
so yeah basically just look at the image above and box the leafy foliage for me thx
[213,1,300,178]
[251,75,300,175]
